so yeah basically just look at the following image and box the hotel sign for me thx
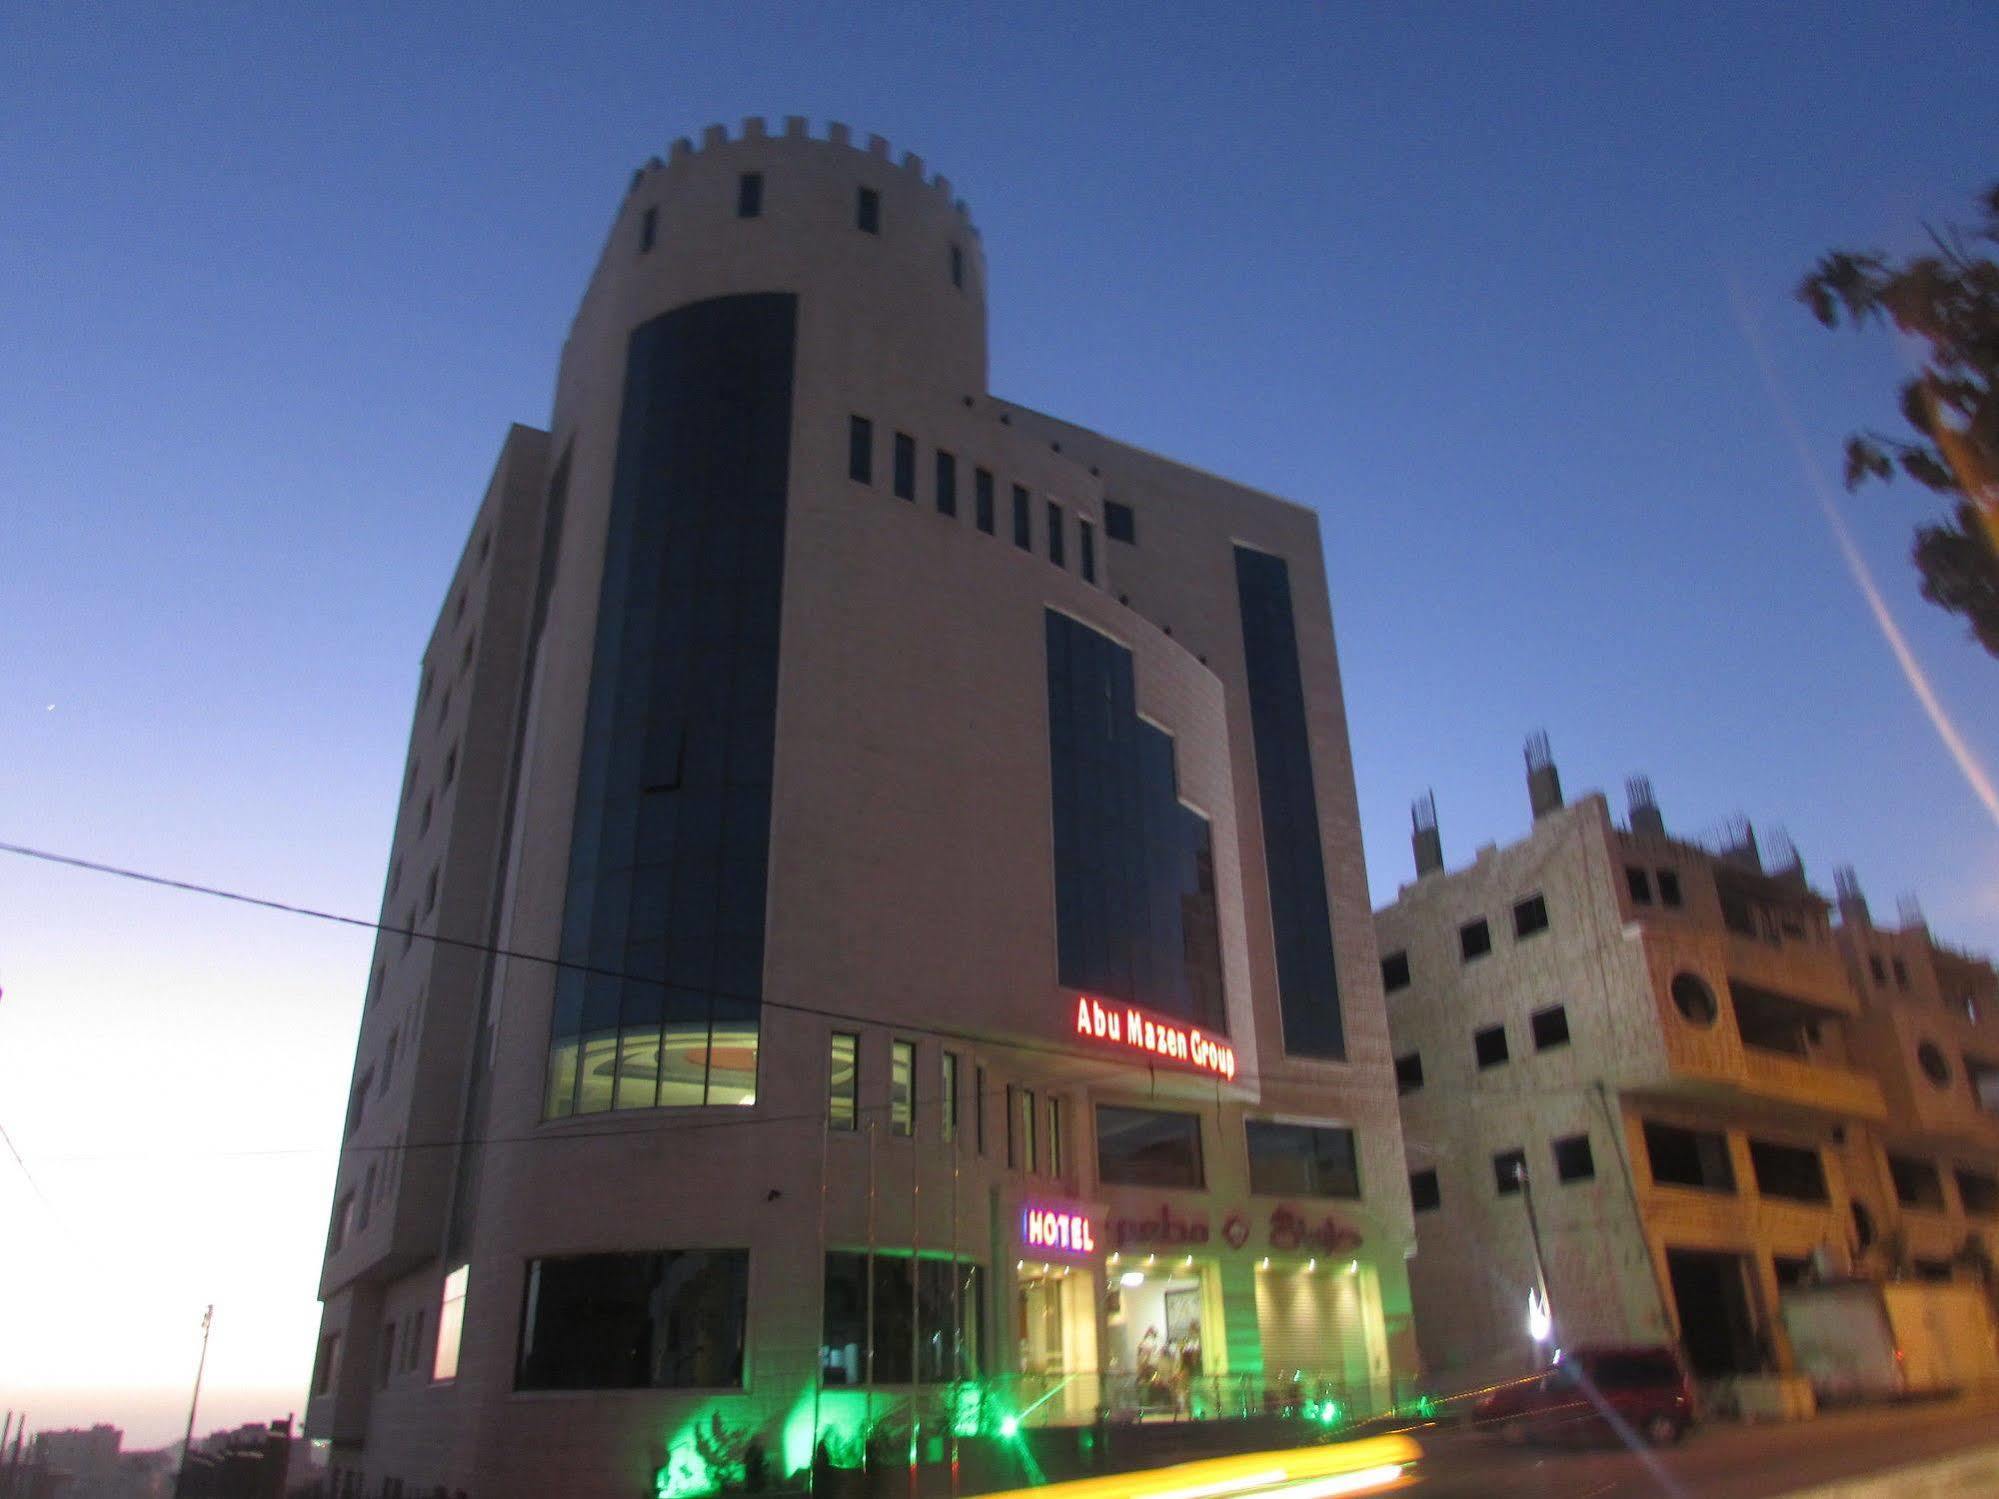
[1073,996,1238,1081]
[1021,1205,1098,1256]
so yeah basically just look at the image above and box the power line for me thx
[0,835,1291,1162]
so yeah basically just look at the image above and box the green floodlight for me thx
[998,1417,1020,1439]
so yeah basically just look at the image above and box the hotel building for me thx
[305,118,1415,1498]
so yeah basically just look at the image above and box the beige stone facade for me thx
[306,119,1413,1499]
[1375,759,1999,1389]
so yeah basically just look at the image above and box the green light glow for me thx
[999,1416,1019,1438]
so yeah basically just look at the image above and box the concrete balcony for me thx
[1647,1024,1887,1122]
[1720,933,1858,1016]
[1737,1045,1886,1121]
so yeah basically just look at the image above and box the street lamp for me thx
[1514,1163,1554,1347]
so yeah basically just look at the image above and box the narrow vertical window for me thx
[935,450,957,516]
[975,1066,987,1154]
[1012,485,1031,550]
[890,1039,914,1136]
[857,186,880,234]
[432,1265,468,1382]
[1048,1097,1063,1176]
[829,1033,858,1131]
[737,172,763,218]
[941,1052,960,1143]
[640,206,657,253]
[975,468,995,534]
[848,416,873,484]
[950,243,964,288]
[1021,1088,1038,1173]
[893,432,916,500]
[1046,501,1065,566]
[1005,1083,1019,1167]
[1079,519,1096,583]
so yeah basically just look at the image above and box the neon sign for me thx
[1021,1205,1097,1256]
[1073,996,1237,1081]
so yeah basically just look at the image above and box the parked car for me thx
[1473,1346,1695,1446]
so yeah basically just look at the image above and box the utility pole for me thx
[175,1305,214,1498]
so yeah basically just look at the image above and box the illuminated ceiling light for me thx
[1016,1260,1025,1271]
[1259,1256,1270,1270]
[1145,1253,1156,1266]
[1306,1259,1316,1272]
[1121,1270,1146,1287]
[1181,1255,1194,1267]
[1346,1260,1359,1276]
[1107,1252,1120,1265]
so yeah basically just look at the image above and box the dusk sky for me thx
[3,1,1996,1449]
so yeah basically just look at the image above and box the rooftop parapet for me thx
[635,115,979,235]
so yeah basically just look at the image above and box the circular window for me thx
[1918,1041,1951,1087]
[1670,972,1718,1026]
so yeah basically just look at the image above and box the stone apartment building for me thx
[1373,739,1999,1386]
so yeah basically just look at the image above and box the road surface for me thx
[1407,1391,1999,1497]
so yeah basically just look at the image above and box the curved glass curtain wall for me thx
[544,293,797,1116]
[1046,609,1225,1029]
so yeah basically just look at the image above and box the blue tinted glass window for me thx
[1234,547,1344,1059]
[544,295,792,1117]
[1045,611,1225,1029]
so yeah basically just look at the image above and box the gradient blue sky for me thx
[3,1,1996,1447]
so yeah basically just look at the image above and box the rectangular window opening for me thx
[516,1249,748,1390]
[737,172,763,218]
[1513,893,1549,938]
[1553,1133,1595,1183]
[1104,499,1136,545]
[1046,500,1065,567]
[1657,869,1683,907]
[1096,1104,1203,1189]
[848,416,873,484]
[1531,1004,1571,1051]
[1459,918,1492,962]
[1395,1052,1424,1093]
[974,468,995,534]
[1079,518,1096,584]
[890,1040,914,1137]
[935,450,957,517]
[1474,1024,1509,1069]
[640,206,657,253]
[857,186,880,234]
[1246,1119,1360,1198]
[828,1032,858,1132]
[1643,1120,1736,1193]
[893,432,916,500]
[1381,951,1411,992]
[1626,866,1653,904]
[1409,1169,1441,1212]
[1012,485,1031,549]
[1493,1148,1527,1195]
[432,1265,469,1382]
[1748,1139,1829,1203]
